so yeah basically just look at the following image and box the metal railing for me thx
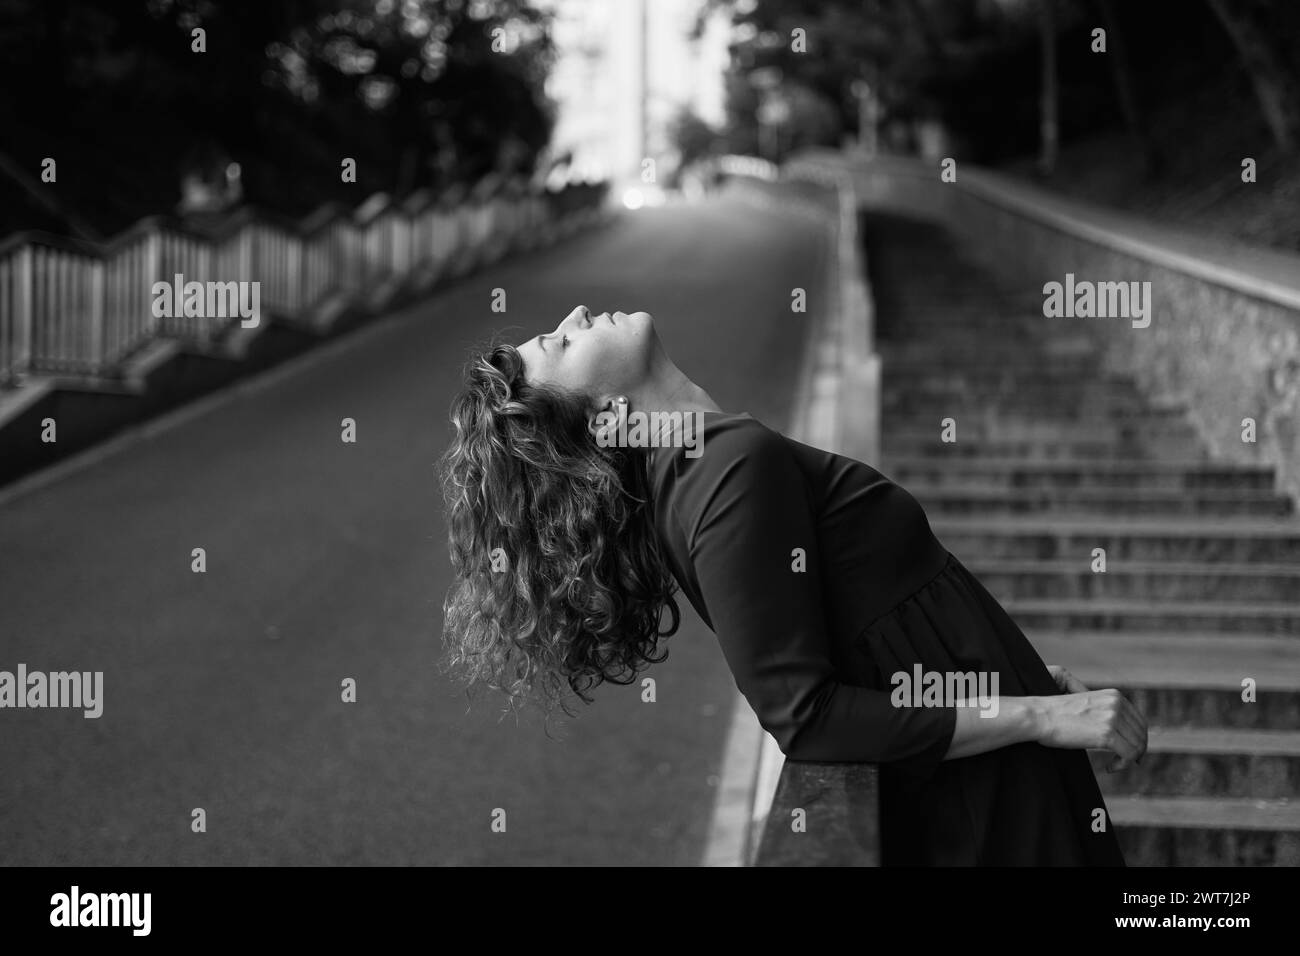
[0,179,609,388]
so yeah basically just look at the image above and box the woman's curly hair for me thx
[438,336,682,729]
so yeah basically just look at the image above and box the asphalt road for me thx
[0,188,828,865]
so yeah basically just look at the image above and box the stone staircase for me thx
[866,210,1300,866]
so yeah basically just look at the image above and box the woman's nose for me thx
[561,305,589,330]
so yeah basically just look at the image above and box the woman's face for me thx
[517,305,657,403]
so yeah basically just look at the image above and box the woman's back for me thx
[649,410,1125,865]
[651,410,951,637]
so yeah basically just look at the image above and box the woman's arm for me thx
[669,421,1147,776]
[943,697,1042,761]
[944,679,1149,771]
[671,424,957,779]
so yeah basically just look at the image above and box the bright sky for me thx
[535,0,729,183]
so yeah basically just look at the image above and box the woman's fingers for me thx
[1119,698,1149,763]
[1104,722,1143,772]
[1111,696,1148,760]
[1105,728,1143,772]
[1061,670,1090,694]
[1104,697,1148,772]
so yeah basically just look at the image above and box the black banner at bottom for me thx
[0,864,1283,941]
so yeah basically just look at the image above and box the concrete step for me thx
[883,381,1146,404]
[1008,597,1300,633]
[935,515,1300,562]
[1109,796,1300,865]
[1092,728,1300,799]
[865,205,1300,866]
[886,437,1207,461]
[914,486,1292,517]
[881,369,1133,389]
[882,394,1189,417]
[881,353,1106,375]
[972,559,1300,601]
[1027,631,1300,729]
[884,371,1145,391]
[888,457,1276,492]
[884,421,1202,443]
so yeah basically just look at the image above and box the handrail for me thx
[825,152,1300,313]
[797,149,1300,504]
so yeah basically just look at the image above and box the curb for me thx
[701,165,873,865]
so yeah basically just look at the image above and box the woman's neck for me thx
[633,362,723,418]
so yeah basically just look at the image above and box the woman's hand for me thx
[1045,664,1090,694]
[1035,688,1148,773]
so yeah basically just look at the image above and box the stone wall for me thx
[861,161,1300,506]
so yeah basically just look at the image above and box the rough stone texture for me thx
[753,761,881,866]
[933,185,1300,507]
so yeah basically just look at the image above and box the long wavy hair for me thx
[438,335,682,731]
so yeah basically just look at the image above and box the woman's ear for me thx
[588,396,629,445]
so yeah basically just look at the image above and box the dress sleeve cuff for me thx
[894,705,958,783]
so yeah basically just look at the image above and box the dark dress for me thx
[649,410,1125,866]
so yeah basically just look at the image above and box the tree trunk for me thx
[1206,0,1300,153]
[1096,0,1163,178]
[43,0,69,106]
[1038,0,1058,177]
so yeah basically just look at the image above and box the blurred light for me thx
[546,166,570,191]
[622,184,666,209]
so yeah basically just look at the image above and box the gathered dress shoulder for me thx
[649,410,1125,866]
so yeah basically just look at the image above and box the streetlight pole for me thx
[850,78,878,158]
[630,0,648,184]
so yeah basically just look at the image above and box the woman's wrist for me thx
[1018,695,1053,744]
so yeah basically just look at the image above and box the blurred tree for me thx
[1205,0,1300,153]
[272,0,556,195]
[694,0,1068,162]
[1095,0,1163,179]
[0,0,559,235]
[668,107,722,175]
[1038,0,1058,176]
[695,0,918,161]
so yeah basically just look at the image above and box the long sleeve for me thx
[668,422,956,776]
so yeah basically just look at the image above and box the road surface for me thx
[0,189,828,865]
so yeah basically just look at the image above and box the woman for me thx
[439,304,1147,866]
